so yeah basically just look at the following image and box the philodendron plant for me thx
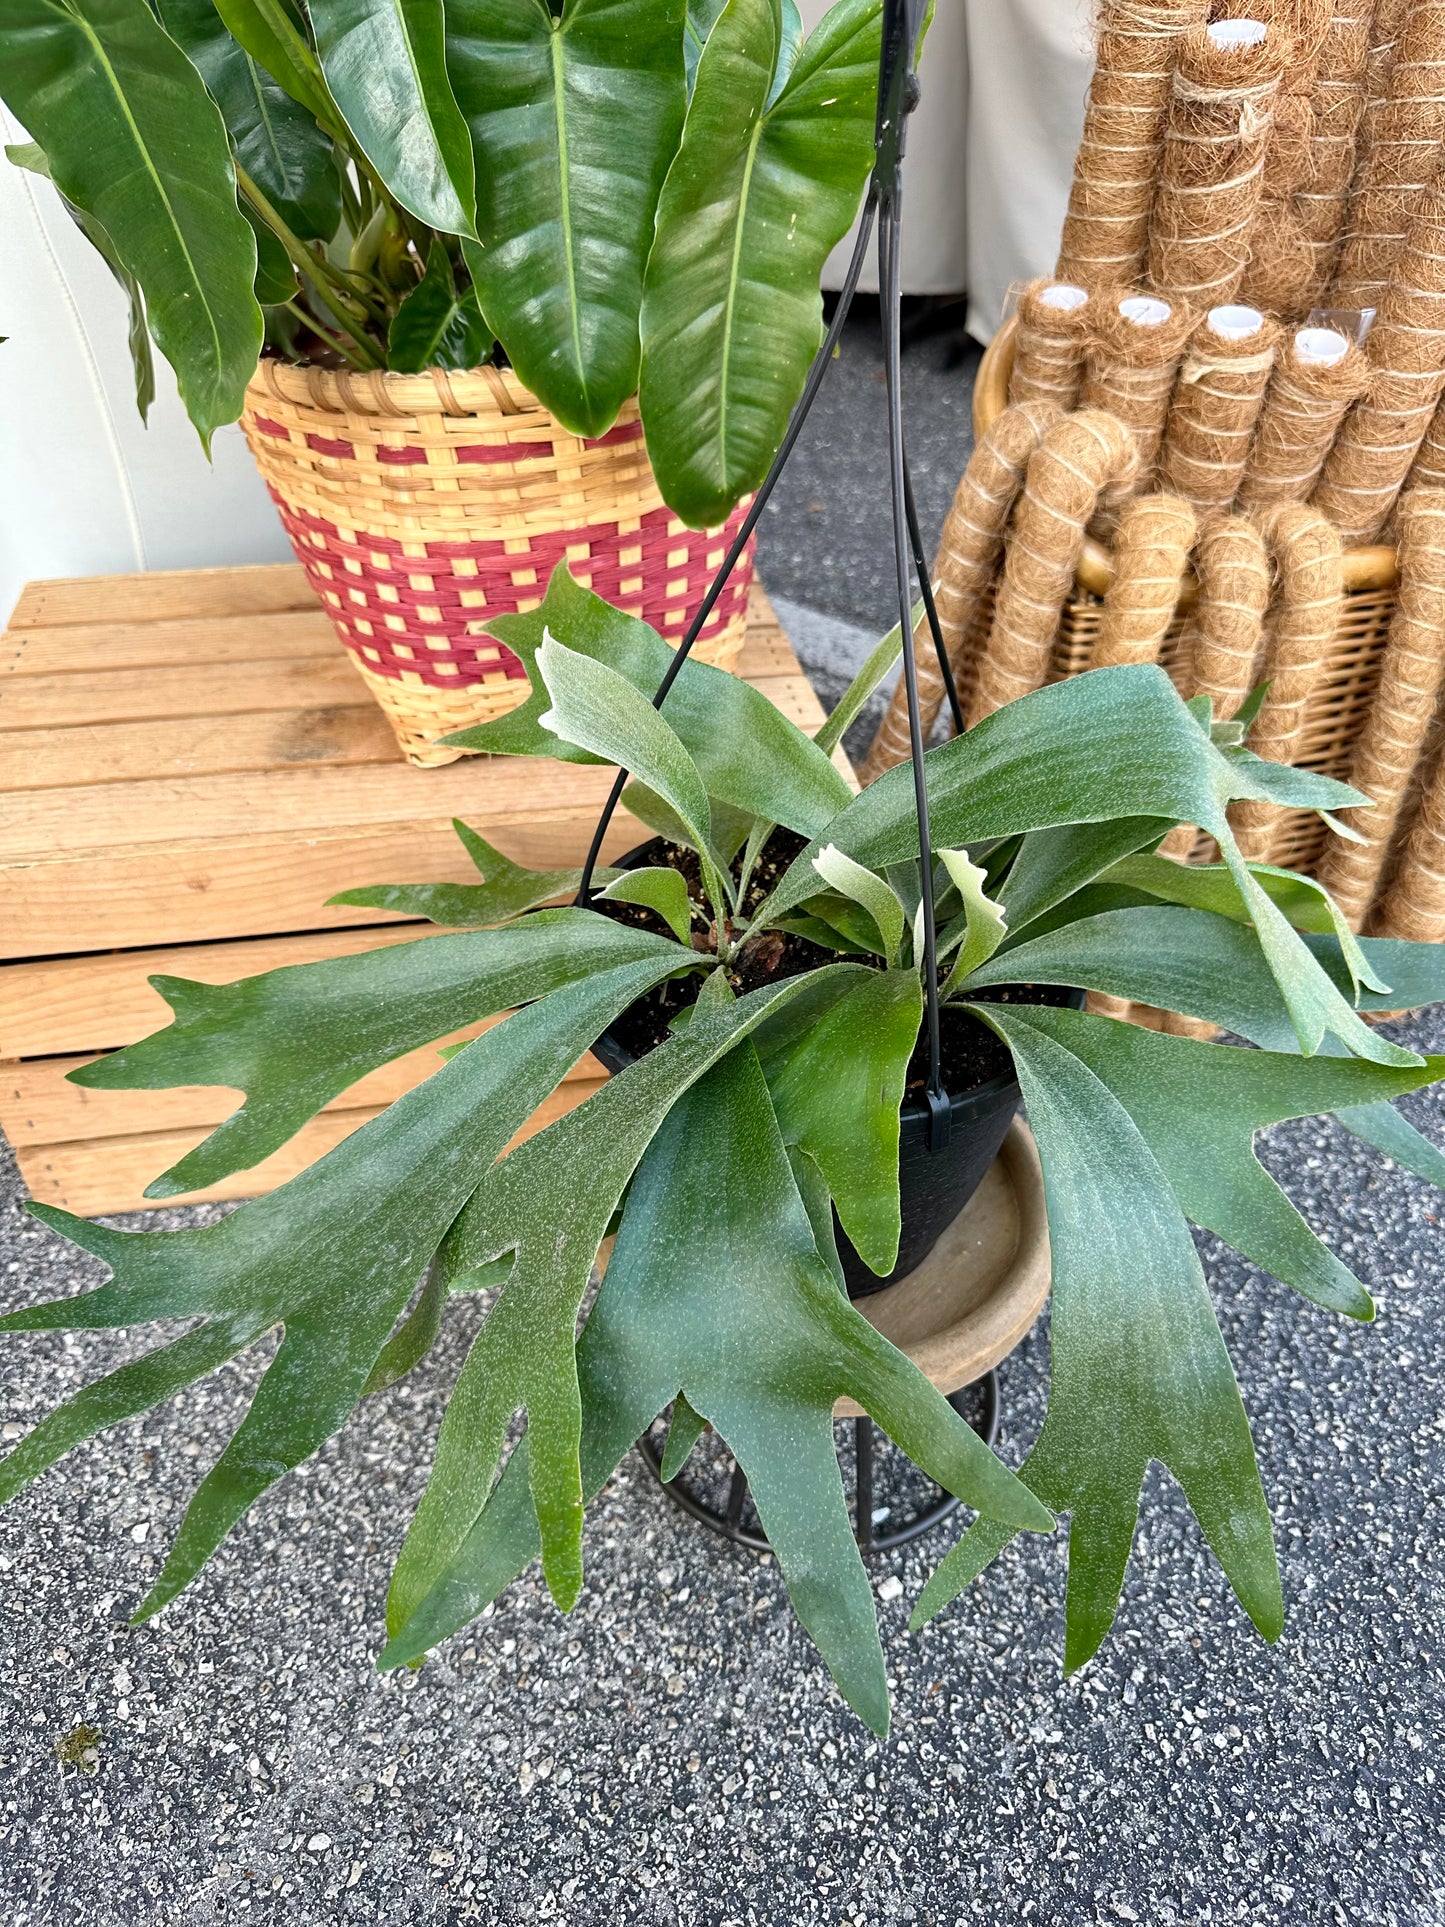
[1,0,878,524]
[7,566,1445,1735]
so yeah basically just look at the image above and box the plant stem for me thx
[236,164,386,366]
[283,300,373,368]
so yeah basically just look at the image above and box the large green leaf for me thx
[978,1005,1443,1320]
[70,910,690,1196]
[756,667,1413,1068]
[913,1003,1283,1672]
[330,818,620,926]
[386,238,489,369]
[998,819,1175,934]
[446,0,686,437]
[309,0,476,235]
[210,0,335,124]
[639,0,881,526]
[762,968,921,1274]
[422,966,876,1606]
[0,0,263,445]
[156,0,341,239]
[384,1036,1049,1733]
[443,565,853,836]
[0,959,681,1618]
[7,141,155,418]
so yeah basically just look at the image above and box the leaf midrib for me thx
[550,17,589,414]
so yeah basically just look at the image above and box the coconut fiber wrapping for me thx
[1056,0,1211,291]
[1232,502,1346,859]
[1081,296,1198,519]
[1227,0,1336,315]
[1314,189,1445,543]
[1180,508,1273,714]
[971,411,1140,723]
[1375,743,1445,936]
[1316,490,1445,925]
[1291,0,1375,306]
[1408,387,1445,486]
[1237,328,1372,509]
[1008,283,1094,413]
[861,401,1063,780]
[1094,493,1200,666]
[1158,310,1280,509]
[1145,22,1286,310]
[1331,0,1445,309]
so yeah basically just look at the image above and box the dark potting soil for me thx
[592,831,1075,1099]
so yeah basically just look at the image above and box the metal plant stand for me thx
[637,1374,1000,1557]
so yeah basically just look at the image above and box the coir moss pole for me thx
[1233,502,1345,861]
[1315,188,1445,544]
[1008,282,1093,414]
[971,410,1139,722]
[1232,0,1335,315]
[1055,0,1210,291]
[1094,492,1199,668]
[1158,304,1279,510]
[1237,325,1371,510]
[1318,490,1445,927]
[1145,19,1285,311]
[861,400,1062,779]
[1331,0,1445,310]
[1182,508,1272,717]
[1081,293,1197,525]
[1292,0,1374,306]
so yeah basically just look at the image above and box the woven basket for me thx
[241,360,755,766]
[971,317,1400,880]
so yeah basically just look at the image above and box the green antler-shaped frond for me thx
[70,912,690,1197]
[383,1033,1051,1734]
[0,955,690,1620]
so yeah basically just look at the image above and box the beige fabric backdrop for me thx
[805,0,1092,336]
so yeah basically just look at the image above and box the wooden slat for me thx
[0,924,430,1057]
[14,1073,605,1215]
[0,610,338,679]
[3,812,644,958]
[0,1031,603,1145]
[7,563,313,630]
[0,703,400,791]
[0,656,371,731]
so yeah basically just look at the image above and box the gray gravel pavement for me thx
[1,1004,1443,1926]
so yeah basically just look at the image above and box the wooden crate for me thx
[0,564,831,1215]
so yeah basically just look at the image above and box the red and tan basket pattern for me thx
[241,359,755,765]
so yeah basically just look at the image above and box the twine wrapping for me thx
[1233,501,1345,859]
[1081,293,1198,523]
[1374,748,1445,937]
[860,400,1063,779]
[1008,282,1094,413]
[1408,385,1445,487]
[1157,305,1280,509]
[971,410,1140,723]
[1332,0,1445,308]
[1094,492,1200,666]
[1316,489,1445,925]
[1056,0,1211,290]
[1145,20,1286,310]
[1181,508,1273,715]
[1314,188,1445,544]
[1292,0,1375,307]
[1237,325,1372,509]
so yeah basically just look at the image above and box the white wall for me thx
[0,107,290,626]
